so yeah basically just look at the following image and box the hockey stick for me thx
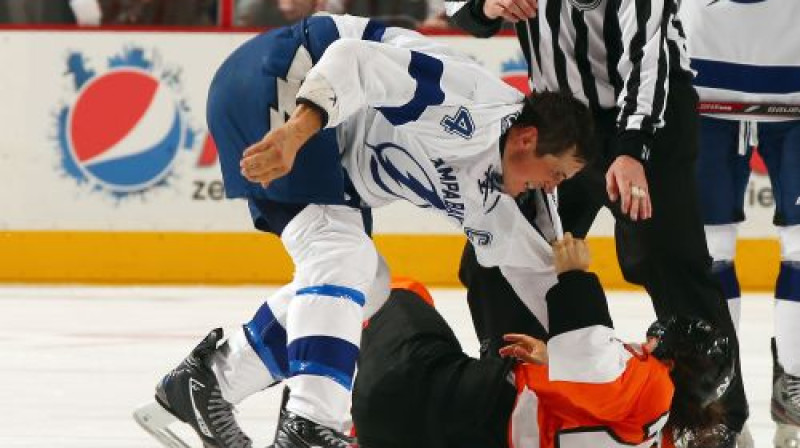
[698,101,800,118]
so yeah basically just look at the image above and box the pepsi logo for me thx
[56,48,195,196]
[501,54,531,95]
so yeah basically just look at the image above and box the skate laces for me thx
[787,374,800,407]
[207,384,253,448]
[316,426,351,448]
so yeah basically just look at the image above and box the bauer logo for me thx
[708,0,767,5]
[55,47,197,197]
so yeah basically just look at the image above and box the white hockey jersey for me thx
[680,0,800,107]
[297,15,557,275]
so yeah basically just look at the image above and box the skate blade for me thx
[775,423,800,448]
[133,400,192,448]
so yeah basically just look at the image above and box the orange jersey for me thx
[509,328,674,448]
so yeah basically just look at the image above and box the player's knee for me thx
[363,255,391,320]
[282,205,379,291]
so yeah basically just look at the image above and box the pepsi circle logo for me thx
[501,54,531,95]
[56,47,196,197]
[68,69,183,192]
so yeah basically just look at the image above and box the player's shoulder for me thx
[622,348,674,411]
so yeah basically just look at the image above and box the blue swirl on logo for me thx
[367,142,445,210]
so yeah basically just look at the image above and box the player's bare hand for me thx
[605,155,652,221]
[240,125,300,188]
[240,104,323,188]
[500,333,548,364]
[483,0,537,23]
[552,232,590,274]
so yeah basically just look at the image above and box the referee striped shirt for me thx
[447,0,693,156]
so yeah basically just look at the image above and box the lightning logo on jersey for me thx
[368,142,444,209]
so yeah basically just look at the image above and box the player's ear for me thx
[518,126,539,152]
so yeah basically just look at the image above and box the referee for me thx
[446,0,749,445]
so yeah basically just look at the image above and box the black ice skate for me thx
[270,408,356,448]
[771,338,800,448]
[133,328,252,448]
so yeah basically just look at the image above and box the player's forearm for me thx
[287,102,324,143]
[546,271,613,337]
[446,0,504,38]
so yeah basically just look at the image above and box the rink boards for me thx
[0,29,780,288]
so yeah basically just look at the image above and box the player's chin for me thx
[508,182,530,198]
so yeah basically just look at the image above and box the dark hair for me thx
[648,317,734,446]
[664,356,727,445]
[512,91,595,162]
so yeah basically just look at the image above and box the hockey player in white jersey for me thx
[133,13,593,448]
[681,1,800,446]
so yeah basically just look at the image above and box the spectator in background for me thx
[235,0,449,29]
[236,0,344,27]
[420,0,448,29]
[98,0,217,26]
[277,0,346,22]
[0,0,214,25]
[71,0,102,25]
[0,0,99,25]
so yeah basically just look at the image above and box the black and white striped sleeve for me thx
[614,0,671,163]
[445,0,504,38]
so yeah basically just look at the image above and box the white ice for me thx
[0,286,778,447]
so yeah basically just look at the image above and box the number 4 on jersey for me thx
[441,106,475,139]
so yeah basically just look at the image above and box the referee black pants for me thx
[460,74,749,431]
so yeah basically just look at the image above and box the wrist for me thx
[293,100,327,130]
[287,103,324,141]
[278,104,323,157]
[614,130,653,165]
[477,0,502,21]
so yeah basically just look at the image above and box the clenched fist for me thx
[552,232,590,274]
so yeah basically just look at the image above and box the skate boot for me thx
[270,407,356,448]
[133,328,253,448]
[772,338,800,448]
